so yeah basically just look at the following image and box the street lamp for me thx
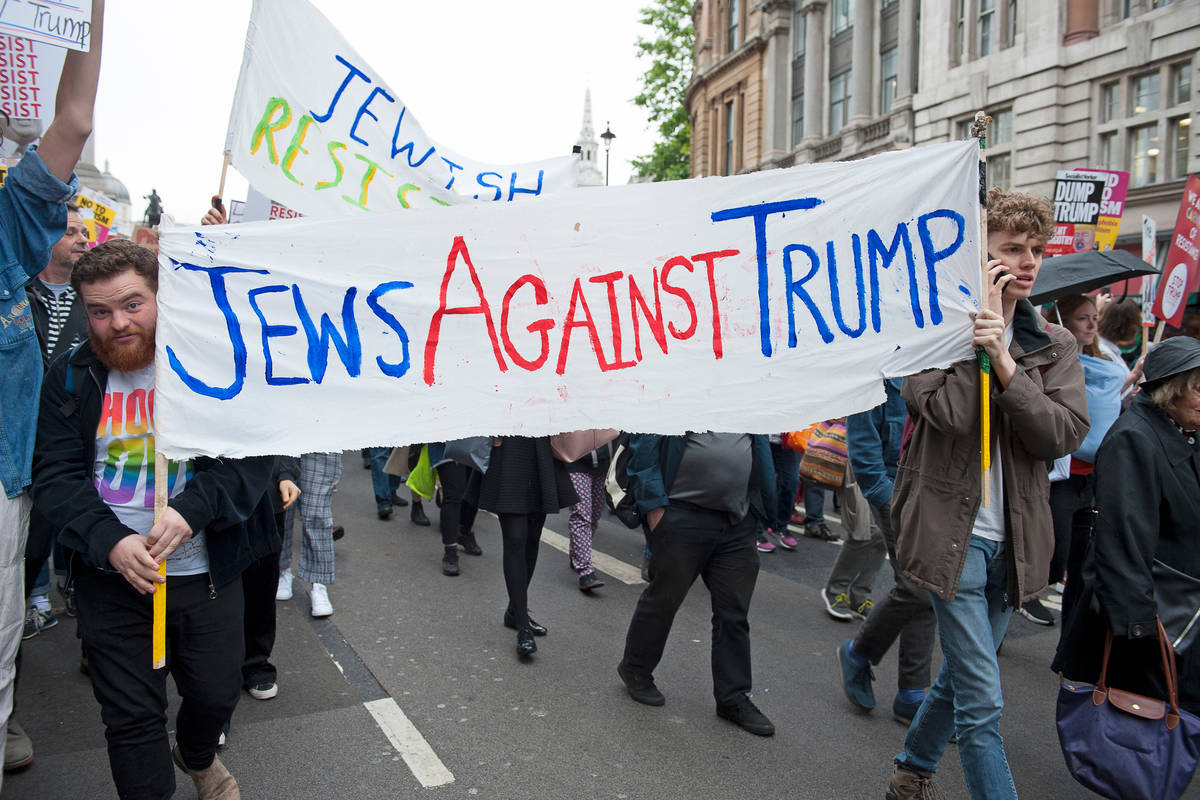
[600,122,616,186]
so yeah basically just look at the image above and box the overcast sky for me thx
[94,1,659,225]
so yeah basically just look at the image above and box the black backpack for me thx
[603,433,641,529]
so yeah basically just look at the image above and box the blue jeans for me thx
[801,481,825,524]
[369,447,400,506]
[896,536,1016,800]
[769,444,799,531]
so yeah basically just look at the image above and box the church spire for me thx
[575,88,603,186]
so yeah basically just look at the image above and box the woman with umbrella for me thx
[1023,295,1128,626]
[1053,336,1200,716]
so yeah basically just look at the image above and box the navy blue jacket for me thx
[626,433,776,523]
[846,378,905,508]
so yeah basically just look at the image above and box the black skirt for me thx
[477,436,578,515]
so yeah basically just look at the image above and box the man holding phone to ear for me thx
[883,189,1090,800]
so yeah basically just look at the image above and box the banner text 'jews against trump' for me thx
[155,140,983,459]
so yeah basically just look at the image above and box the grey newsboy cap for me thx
[1142,336,1200,391]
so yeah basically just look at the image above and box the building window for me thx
[1132,72,1160,115]
[725,100,736,176]
[1099,132,1119,170]
[792,95,805,146]
[1130,124,1160,187]
[830,71,852,135]
[832,0,852,35]
[989,153,1011,191]
[793,6,805,58]
[991,109,1013,144]
[880,48,898,114]
[954,0,966,64]
[1172,116,1191,179]
[1101,83,1120,123]
[979,0,996,56]
[727,0,739,52]
[1171,62,1191,106]
[1006,0,1017,44]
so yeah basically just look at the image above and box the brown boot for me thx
[885,764,945,800]
[172,744,240,800]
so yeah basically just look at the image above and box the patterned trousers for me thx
[280,452,341,585]
[567,470,605,575]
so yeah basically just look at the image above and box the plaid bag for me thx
[797,419,848,489]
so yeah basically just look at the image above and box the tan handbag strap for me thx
[1098,618,1183,728]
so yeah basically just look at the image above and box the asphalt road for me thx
[8,453,1114,799]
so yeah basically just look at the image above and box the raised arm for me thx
[37,0,105,182]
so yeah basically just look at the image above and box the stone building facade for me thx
[686,0,1198,254]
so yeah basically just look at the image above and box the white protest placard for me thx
[0,0,91,52]
[225,0,578,218]
[155,140,982,460]
[0,34,65,125]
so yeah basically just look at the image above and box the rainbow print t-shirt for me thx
[92,363,208,576]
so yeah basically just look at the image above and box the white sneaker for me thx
[310,583,333,617]
[276,568,293,601]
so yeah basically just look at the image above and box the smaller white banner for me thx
[225,0,578,218]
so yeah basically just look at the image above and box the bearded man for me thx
[30,239,274,800]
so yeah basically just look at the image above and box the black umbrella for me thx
[1028,248,1160,305]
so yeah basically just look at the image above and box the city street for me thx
[10,453,1100,799]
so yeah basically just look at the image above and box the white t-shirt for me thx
[92,364,209,576]
[972,324,1014,543]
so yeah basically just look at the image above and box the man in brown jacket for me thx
[884,190,1089,800]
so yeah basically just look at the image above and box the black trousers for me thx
[438,463,481,547]
[1049,473,1094,584]
[851,501,937,690]
[76,569,244,800]
[620,503,759,705]
[241,550,279,688]
[499,512,545,629]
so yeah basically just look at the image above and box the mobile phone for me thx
[988,253,1009,285]
[211,195,225,215]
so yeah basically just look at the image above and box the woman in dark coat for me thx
[1054,336,1200,715]
[477,436,577,657]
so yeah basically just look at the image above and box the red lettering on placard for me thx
[424,236,508,385]
[660,256,698,340]
[500,274,554,371]
[690,249,738,360]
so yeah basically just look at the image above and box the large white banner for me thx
[225,0,578,217]
[155,140,983,459]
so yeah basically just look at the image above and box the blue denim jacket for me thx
[0,148,77,497]
[845,378,905,508]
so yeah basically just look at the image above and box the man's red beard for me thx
[90,325,156,372]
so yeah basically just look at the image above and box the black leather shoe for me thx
[516,628,537,657]
[579,573,605,592]
[391,492,409,508]
[617,662,665,706]
[457,532,483,556]
[441,550,460,576]
[716,696,775,736]
[376,502,393,520]
[503,611,547,636]
[410,501,430,526]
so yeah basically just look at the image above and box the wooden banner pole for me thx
[971,111,992,509]
[152,451,167,669]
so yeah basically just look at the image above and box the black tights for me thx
[438,464,480,547]
[499,512,545,629]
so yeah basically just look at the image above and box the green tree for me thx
[631,0,693,181]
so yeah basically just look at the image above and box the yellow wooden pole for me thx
[152,451,167,669]
[971,111,992,508]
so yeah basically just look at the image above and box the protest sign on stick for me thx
[0,35,65,128]
[225,0,578,218]
[0,0,92,52]
[1151,174,1200,331]
[1046,169,1125,255]
[155,140,983,460]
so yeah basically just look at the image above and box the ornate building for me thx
[686,0,919,177]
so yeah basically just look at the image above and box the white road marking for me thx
[364,697,455,788]
[540,528,646,584]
